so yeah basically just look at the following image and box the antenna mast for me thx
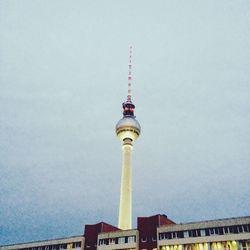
[127,45,132,102]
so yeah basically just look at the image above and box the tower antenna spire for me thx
[127,45,133,102]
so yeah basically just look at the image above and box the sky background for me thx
[0,0,250,245]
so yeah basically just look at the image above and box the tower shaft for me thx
[118,140,133,230]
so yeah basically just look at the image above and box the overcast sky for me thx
[0,0,249,245]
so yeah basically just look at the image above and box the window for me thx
[184,231,189,238]
[229,226,234,233]
[59,244,67,249]
[185,244,192,250]
[243,224,250,232]
[99,239,108,246]
[172,232,177,239]
[152,237,157,242]
[241,241,248,250]
[212,242,217,250]
[218,227,224,235]
[177,231,184,238]
[189,230,199,237]
[224,227,230,234]
[109,238,116,245]
[128,236,136,243]
[210,228,218,235]
[200,229,206,237]
[141,237,147,243]
[118,237,125,244]
[238,226,243,233]
[166,233,172,239]
[159,233,165,240]
[67,244,73,249]
[73,243,81,248]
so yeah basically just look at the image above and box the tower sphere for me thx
[116,116,141,141]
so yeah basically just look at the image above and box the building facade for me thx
[158,216,250,250]
[0,236,84,250]
[2,215,249,250]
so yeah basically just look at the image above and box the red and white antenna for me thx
[127,45,133,102]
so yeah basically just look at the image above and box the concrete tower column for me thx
[118,139,133,229]
[116,111,140,230]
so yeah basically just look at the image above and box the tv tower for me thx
[115,46,141,230]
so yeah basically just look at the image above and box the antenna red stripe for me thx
[127,46,133,101]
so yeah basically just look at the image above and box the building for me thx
[1,215,250,250]
[97,214,174,250]
[157,216,250,250]
[84,222,118,250]
[0,236,84,250]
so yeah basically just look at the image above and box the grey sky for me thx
[0,0,249,245]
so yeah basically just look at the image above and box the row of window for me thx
[159,224,250,240]
[160,240,250,250]
[98,236,136,246]
[18,242,81,250]
[140,237,157,243]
